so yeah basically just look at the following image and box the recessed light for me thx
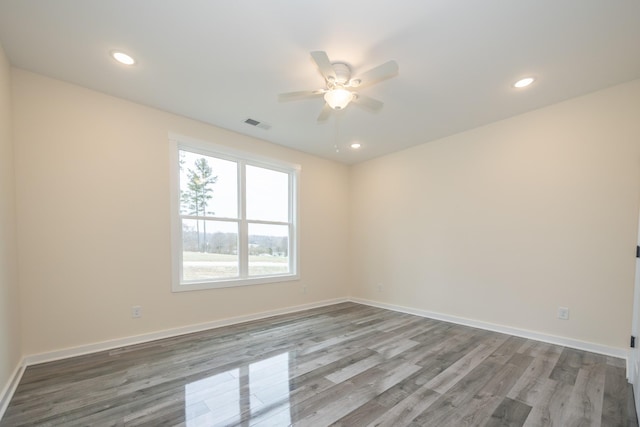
[513,77,535,88]
[350,143,361,149]
[111,51,135,65]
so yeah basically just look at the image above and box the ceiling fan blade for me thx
[278,90,324,102]
[352,60,399,88]
[310,51,336,82]
[317,103,332,122]
[352,94,384,111]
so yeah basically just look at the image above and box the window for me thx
[170,135,299,291]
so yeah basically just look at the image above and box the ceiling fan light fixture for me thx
[324,88,354,110]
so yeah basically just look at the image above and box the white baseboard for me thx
[10,295,630,398]
[350,297,629,362]
[0,360,25,421]
[20,296,630,367]
[24,297,349,366]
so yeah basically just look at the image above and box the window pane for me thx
[246,165,289,222]
[248,223,289,276]
[182,219,238,281]
[179,150,238,218]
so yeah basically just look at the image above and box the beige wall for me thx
[9,66,640,358]
[350,80,640,349]
[0,46,21,393]
[12,69,350,355]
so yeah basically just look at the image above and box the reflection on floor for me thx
[185,352,291,425]
[0,302,637,426]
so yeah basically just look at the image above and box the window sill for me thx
[172,273,300,292]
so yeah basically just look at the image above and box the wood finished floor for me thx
[1,302,637,426]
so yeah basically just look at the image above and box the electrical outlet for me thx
[377,283,383,292]
[557,306,569,320]
[302,285,307,294]
[132,305,142,318]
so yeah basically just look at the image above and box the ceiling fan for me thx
[278,51,399,121]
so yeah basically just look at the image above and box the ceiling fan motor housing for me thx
[331,63,351,86]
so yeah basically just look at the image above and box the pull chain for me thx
[334,110,341,153]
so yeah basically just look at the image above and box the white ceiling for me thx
[1,1,639,164]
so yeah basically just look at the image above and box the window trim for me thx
[169,133,300,292]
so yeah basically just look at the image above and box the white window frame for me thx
[169,134,300,292]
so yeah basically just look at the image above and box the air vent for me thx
[243,118,271,130]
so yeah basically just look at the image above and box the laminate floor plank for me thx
[561,363,606,427]
[293,362,422,426]
[1,302,636,427]
[628,383,639,427]
[485,397,532,427]
[521,379,574,426]
[601,364,630,426]
[331,363,448,426]
[332,360,452,426]
[508,346,562,405]
[365,385,440,427]
[425,334,509,394]
[548,348,585,386]
[456,359,532,426]
[407,361,504,426]
[488,336,529,365]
